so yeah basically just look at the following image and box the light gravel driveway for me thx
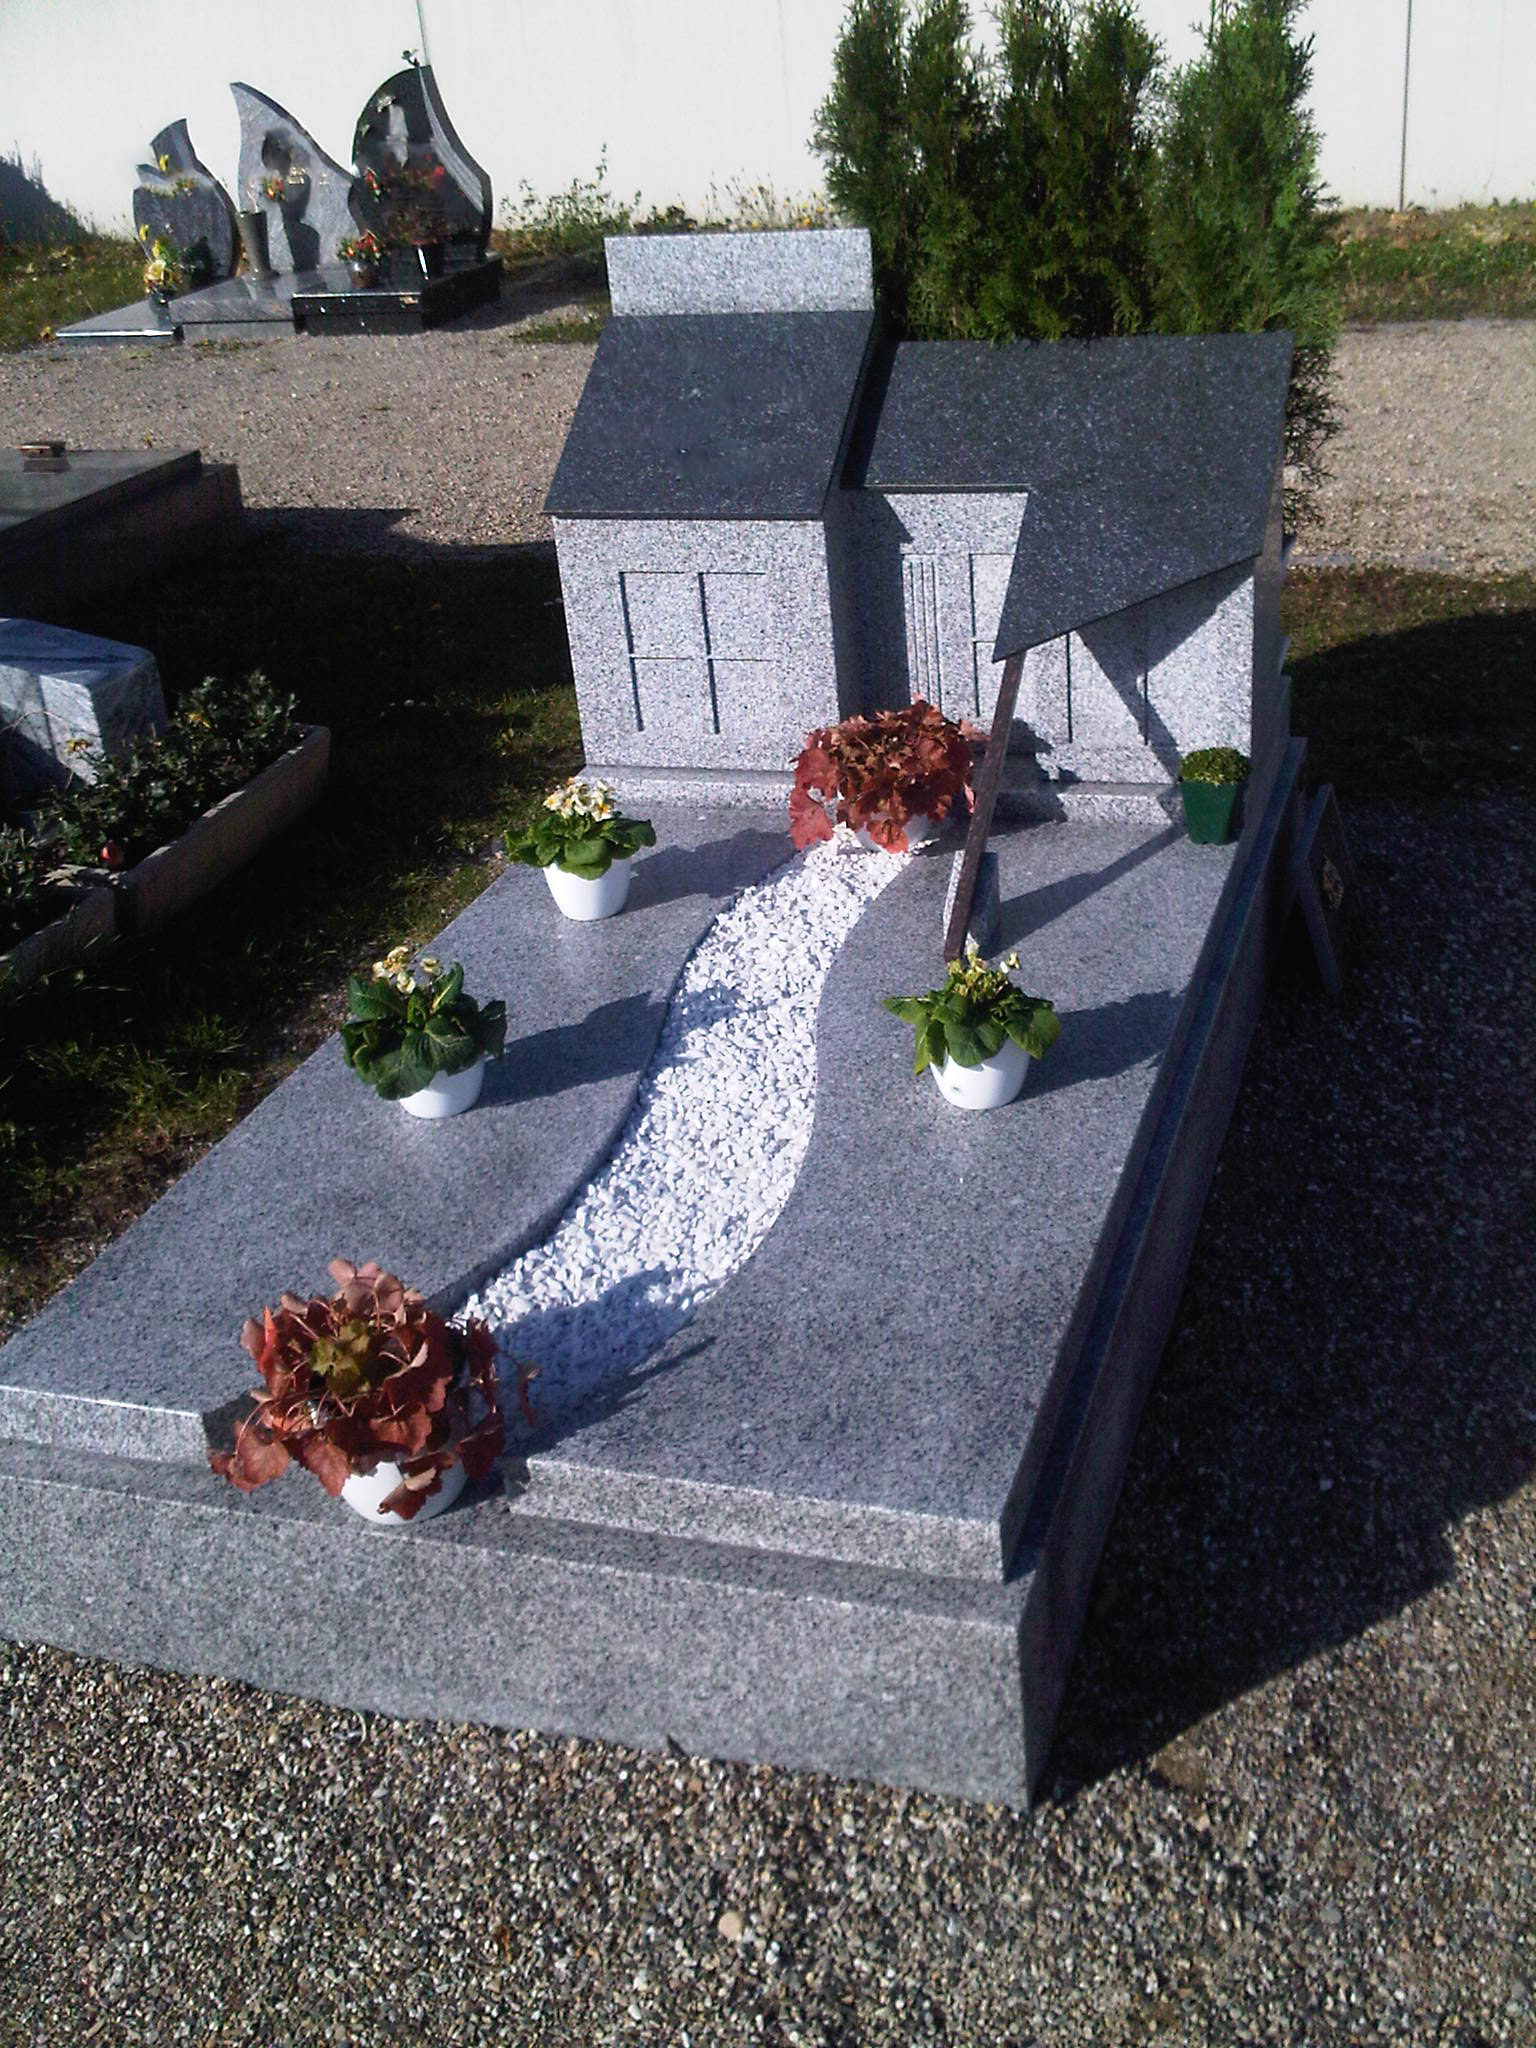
[0,316,1531,571]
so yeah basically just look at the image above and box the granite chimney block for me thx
[606,227,874,316]
[0,618,167,803]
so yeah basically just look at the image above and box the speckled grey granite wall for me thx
[605,229,873,316]
[553,516,844,774]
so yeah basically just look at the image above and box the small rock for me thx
[717,1908,744,1942]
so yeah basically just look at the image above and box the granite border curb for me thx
[113,723,329,934]
[0,885,116,996]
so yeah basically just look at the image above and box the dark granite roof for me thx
[859,332,1291,655]
[546,310,878,521]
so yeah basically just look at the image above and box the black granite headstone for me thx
[231,83,358,274]
[352,63,491,266]
[130,120,238,288]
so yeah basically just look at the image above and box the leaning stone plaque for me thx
[1292,783,1356,996]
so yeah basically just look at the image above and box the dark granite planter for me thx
[1180,777,1243,844]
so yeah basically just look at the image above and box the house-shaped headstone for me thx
[545,230,878,789]
[552,231,1291,818]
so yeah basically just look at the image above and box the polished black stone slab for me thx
[858,332,1291,654]
[132,118,238,287]
[0,449,202,549]
[546,310,879,522]
[291,257,502,333]
[353,63,491,263]
[56,298,181,346]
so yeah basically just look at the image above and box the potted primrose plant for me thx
[790,700,976,854]
[505,778,656,921]
[342,945,506,1118]
[1177,746,1250,845]
[884,945,1061,1111]
[208,1258,528,1525]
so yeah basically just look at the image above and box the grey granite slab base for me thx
[0,745,1304,1805]
[56,299,181,345]
[0,810,788,1463]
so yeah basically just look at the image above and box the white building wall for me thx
[1,0,1531,239]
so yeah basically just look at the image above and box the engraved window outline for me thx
[619,568,769,738]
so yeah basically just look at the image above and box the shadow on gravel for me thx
[1049,793,1536,1796]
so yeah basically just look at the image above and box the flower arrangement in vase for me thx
[884,945,1060,1110]
[790,700,977,853]
[208,1258,527,1523]
[140,235,187,304]
[337,230,386,288]
[341,946,506,1117]
[505,778,656,921]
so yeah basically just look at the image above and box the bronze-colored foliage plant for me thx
[209,1258,530,1519]
[790,699,977,852]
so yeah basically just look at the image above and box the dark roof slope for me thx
[859,332,1291,656]
[546,310,878,521]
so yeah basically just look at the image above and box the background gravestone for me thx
[352,64,491,266]
[130,120,237,288]
[231,82,357,273]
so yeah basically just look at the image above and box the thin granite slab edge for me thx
[0,808,789,1464]
[517,812,1239,1582]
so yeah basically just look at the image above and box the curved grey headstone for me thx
[131,119,238,285]
[352,63,490,260]
[231,82,357,273]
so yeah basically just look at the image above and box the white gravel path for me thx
[460,837,909,1405]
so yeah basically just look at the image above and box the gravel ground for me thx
[1300,320,1536,576]
[0,314,1530,569]
[2,795,1531,2044]
[1,321,1533,2042]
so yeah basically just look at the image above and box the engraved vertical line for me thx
[1065,633,1073,744]
[698,571,721,736]
[618,573,644,733]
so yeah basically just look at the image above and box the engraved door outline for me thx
[901,553,942,710]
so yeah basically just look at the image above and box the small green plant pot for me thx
[1180,778,1243,845]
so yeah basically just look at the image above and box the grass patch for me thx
[0,538,580,1335]
[1334,200,1536,324]
[0,232,144,349]
[1285,567,1536,799]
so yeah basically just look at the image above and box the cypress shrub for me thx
[1149,0,1340,521]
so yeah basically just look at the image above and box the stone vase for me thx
[236,208,274,280]
[348,259,380,289]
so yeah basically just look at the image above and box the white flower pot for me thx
[398,1056,485,1120]
[544,853,634,920]
[341,1455,468,1526]
[854,811,943,854]
[930,1038,1029,1111]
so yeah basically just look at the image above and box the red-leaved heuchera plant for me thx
[789,700,977,852]
[209,1258,529,1519]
